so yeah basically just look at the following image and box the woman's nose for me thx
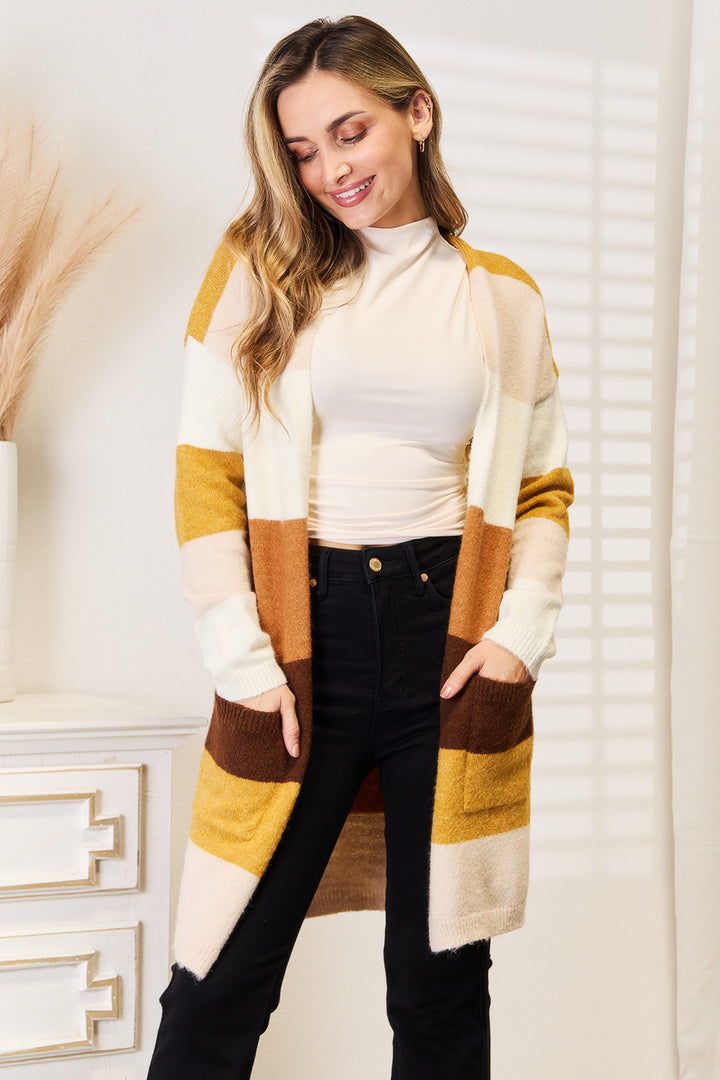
[324,150,351,187]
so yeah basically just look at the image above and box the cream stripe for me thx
[178,337,245,452]
[194,595,286,700]
[521,385,571,478]
[174,839,260,979]
[243,369,314,520]
[181,529,252,618]
[482,576,565,678]
[428,826,529,950]
[466,376,532,527]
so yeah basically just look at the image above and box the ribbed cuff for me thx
[215,658,287,702]
[481,620,554,681]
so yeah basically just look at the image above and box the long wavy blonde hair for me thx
[227,15,468,421]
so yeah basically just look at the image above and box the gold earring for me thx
[419,138,426,153]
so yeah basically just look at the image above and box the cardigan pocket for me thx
[463,676,534,815]
[205,694,295,786]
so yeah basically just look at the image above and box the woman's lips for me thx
[329,175,375,207]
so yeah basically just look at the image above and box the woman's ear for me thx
[409,89,433,143]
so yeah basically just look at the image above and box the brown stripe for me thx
[447,506,512,644]
[248,518,312,665]
[517,467,574,539]
[205,657,312,783]
[185,242,236,346]
[351,766,384,812]
[175,445,246,545]
[440,635,533,754]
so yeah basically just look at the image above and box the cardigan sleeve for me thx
[480,283,574,680]
[175,246,287,700]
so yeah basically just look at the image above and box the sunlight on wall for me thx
[672,56,702,592]
[420,41,659,881]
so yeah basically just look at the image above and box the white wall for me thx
[2,1,679,1077]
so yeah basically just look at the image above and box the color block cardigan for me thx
[173,232,574,980]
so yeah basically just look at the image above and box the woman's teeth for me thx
[334,178,373,201]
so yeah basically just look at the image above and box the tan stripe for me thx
[447,506,512,644]
[185,242,236,346]
[248,517,312,665]
[175,445,246,545]
[432,741,532,844]
[190,749,300,877]
[308,811,386,916]
[448,236,541,295]
[517,467,574,538]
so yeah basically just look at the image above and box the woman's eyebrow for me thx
[326,110,365,132]
[284,111,367,145]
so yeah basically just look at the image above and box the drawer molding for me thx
[0,923,138,1063]
[0,765,140,897]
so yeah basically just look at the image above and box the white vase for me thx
[0,441,18,702]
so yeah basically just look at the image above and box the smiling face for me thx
[277,70,431,229]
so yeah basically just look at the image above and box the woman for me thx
[149,15,573,1080]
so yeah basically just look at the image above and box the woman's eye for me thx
[340,131,366,146]
[294,149,317,165]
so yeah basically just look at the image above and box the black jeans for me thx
[148,536,491,1079]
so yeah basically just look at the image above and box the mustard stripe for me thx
[449,236,541,295]
[185,242,237,346]
[175,444,246,545]
[432,741,532,844]
[517,467,574,538]
[190,749,300,877]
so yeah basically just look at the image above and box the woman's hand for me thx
[440,640,530,699]
[239,685,300,758]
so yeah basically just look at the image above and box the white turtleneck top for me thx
[308,216,485,545]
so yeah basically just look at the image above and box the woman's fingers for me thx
[238,685,300,758]
[279,688,300,758]
[440,646,482,699]
[440,640,530,698]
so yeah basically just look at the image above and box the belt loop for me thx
[405,540,426,596]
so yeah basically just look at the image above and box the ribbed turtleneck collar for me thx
[359,216,439,257]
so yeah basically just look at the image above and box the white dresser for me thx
[0,694,202,1078]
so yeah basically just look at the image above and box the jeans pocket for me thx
[422,555,458,606]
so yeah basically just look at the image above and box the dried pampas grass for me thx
[0,119,136,441]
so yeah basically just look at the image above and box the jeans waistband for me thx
[309,535,461,596]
